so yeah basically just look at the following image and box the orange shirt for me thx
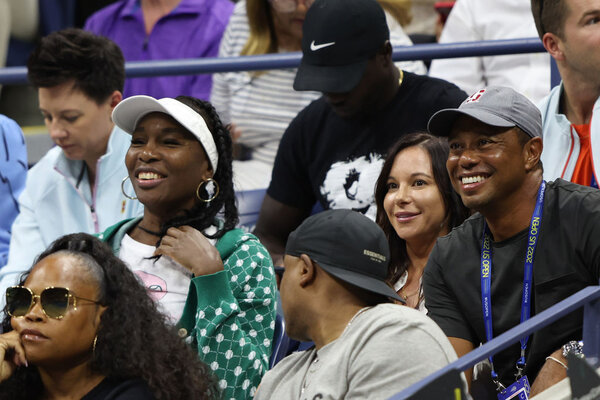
[571,123,597,187]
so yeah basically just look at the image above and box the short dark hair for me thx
[531,0,569,38]
[516,126,533,147]
[27,28,125,104]
[374,133,469,287]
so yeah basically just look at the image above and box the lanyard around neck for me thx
[480,181,546,391]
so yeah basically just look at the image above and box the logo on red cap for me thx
[465,89,486,104]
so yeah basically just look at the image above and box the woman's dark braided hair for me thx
[0,233,220,400]
[155,96,238,242]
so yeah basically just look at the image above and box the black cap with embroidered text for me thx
[293,0,390,93]
[285,209,404,302]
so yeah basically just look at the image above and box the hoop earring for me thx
[121,176,138,200]
[196,178,220,203]
[93,335,98,358]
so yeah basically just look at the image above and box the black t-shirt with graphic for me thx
[424,179,600,387]
[267,72,467,219]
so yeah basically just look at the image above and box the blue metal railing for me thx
[0,38,546,85]
[389,285,600,399]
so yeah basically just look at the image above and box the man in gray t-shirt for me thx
[254,209,465,399]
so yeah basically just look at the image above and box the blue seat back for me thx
[269,312,299,369]
[268,294,315,368]
[236,188,267,231]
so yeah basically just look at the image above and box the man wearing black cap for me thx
[254,0,466,265]
[254,209,464,399]
[424,86,600,396]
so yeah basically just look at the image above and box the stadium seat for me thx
[236,188,267,231]
[268,292,315,368]
[269,312,300,369]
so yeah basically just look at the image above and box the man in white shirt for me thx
[531,0,600,188]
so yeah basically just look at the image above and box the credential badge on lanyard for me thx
[480,181,546,400]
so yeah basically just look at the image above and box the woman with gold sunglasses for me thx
[0,233,219,400]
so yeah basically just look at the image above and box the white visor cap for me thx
[112,95,218,173]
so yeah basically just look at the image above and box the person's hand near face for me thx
[155,226,225,277]
[0,330,27,383]
[9,255,105,369]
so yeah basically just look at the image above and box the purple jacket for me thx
[85,0,234,100]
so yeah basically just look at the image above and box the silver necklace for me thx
[300,354,320,396]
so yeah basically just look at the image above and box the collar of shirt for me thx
[119,0,207,19]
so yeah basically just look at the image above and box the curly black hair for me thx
[152,97,239,242]
[0,233,220,400]
[27,28,125,105]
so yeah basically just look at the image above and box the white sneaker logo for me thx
[310,40,336,51]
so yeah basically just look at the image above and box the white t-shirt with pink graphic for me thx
[118,229,216,322]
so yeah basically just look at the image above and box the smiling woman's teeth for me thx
[462,176,486,184]
[138,172,161,180]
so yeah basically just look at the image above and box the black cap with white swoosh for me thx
[293,0,390,93]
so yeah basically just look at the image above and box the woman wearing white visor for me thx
[100,95,277,400]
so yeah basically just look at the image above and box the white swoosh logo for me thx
[310,40,336,51]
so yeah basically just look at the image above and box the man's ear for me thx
[542,32,565,62]
[378,40,393,67]
[108,90,123,109]
[524,137,543,172]
[299,254,316,288]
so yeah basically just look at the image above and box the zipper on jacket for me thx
[91,157,102,233]
[53,165,95,230]
[90,205,99,232]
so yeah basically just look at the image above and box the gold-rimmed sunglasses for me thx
[6,286,101,320]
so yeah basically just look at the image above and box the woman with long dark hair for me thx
[0,233,218,400]
[375,132,469,311]
[101,95,277,399]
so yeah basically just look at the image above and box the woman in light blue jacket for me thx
[0,29,143,307]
